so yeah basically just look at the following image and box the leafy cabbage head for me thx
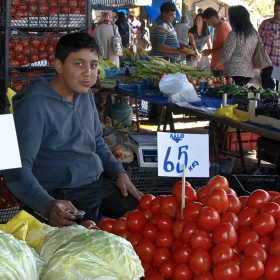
[39,229,144,280]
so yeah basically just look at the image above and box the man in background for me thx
[202,7,231,77]
[128,14,141,45]
[258,1,280,90]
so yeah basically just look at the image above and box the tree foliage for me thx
[243,0,275,18]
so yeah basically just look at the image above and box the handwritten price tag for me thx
[157,132,209,177]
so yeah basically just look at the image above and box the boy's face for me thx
[55,49,99,95]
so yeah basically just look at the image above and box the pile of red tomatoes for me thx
[97,175,280,280]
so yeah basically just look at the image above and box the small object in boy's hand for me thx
[67,210,85,224]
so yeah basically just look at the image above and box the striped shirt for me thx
[150,15,180,61]
[258,17,280,67]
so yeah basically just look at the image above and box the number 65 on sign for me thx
[157,132,209,178]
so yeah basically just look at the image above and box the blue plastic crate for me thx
[104,69,118,78]
[115,79,162,98]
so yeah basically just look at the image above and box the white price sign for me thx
[157,132,209,177]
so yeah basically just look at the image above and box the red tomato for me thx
[127,210,147,233]
[205,175,229,193]
[237,229,260,251]
[194,271,214,280]
[272,196,280,205]
[138,194,155,211]
[145,272,163,280]
[244,241,267,263]
[227,194,242,214]
[198,194,207,205]
[212,222,238,247]
[153,247,172,268]
[118,229,131,239]
[141,223,159,242]
[172,264,193,280]
[112,217,127,235]
[220,212,239,230]
[127,233,141,247]
[173,219,186,239]
[238,207,259,227]
[247,189,271,210]
[213,261,240,280]
[259,235,271,252]
[206,187,229,214]
[156,214,174,231]
[160,195,179,219]
[233,253,245,266]
[149,215,158,225]
[31,39,40,48]
[268,191,280,200]
[134,238,156,263]
[142,209,153,220]
[273,226,280,238]
[227,188,237,196]
[190,229,214,251]
[180,222,199,244]
[197,186,208,200]
[251,213,276,236]
[172,181,197,204]
[269,236,280,256]
[260,202,280,220]
[150,195,165,215]
[81,220,98,229]
[172,238,185,253]
[159,259,176,279]
[13,43,23,52]
[155,229,174,248]
[98,217,115,233]
[172,243,193,264]
[240,256,264,280]
[189,248,211,275]
[239,195,249,209]
[197,206,220,232]
[183,201,203,223]
[264,255,280,280]
[211,244,234,266]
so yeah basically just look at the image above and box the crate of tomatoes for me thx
[0,177,22,223]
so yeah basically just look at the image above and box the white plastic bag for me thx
[159,72,199,103]
[197,56,211,74]
[247,69,262,88]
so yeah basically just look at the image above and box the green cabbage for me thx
[36,225,88,263]
[0,230,42,280]
[39,229,144,280]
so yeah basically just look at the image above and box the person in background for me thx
[136,19,151,50]
[2,32,142,227]
[202,7,232,77]
[198,8,204,14]
[129,14,141,45]
[90,21,96,36]
[214,5,258,86]
[150,1,188,63]
[174,15,190,47]
[188,13,211,66]
[115,11,130,48]
[191,12,197,26]
[258,1,280,90]
[93,12,121,67]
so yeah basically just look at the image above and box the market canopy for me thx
[92,0,152,9]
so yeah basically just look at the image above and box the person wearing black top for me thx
[115,12,130,48]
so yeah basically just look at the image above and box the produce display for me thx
[96,175,280,280]
[121,46,151,60]
[204,84,279,99]
[131,57,207,82]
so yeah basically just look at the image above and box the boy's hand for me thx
[44,200,78,227]
[116,172,143,201]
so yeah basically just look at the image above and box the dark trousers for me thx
[211,70,224,77]
[49,176,138,224]
[261,66,278,90]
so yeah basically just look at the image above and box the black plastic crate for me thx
[230,174,280,197]
[125,163,219,196]
[0,186,22,223]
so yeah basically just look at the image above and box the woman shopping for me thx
[188,13,211,66]
[214,5,258,86]
[93,12,121,67]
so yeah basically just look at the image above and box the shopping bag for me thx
[253,36,271,69]
[159,72,199,103]
[197,56,211,74]
[112,25,123,56]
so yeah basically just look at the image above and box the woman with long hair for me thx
[214,5,259,85]
[115,12,130,48]
[188,13,211,65]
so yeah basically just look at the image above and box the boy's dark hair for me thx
[55,32,100,63]
[276,1,280,6]
[160,2,176,14]
[202,7,219,19]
